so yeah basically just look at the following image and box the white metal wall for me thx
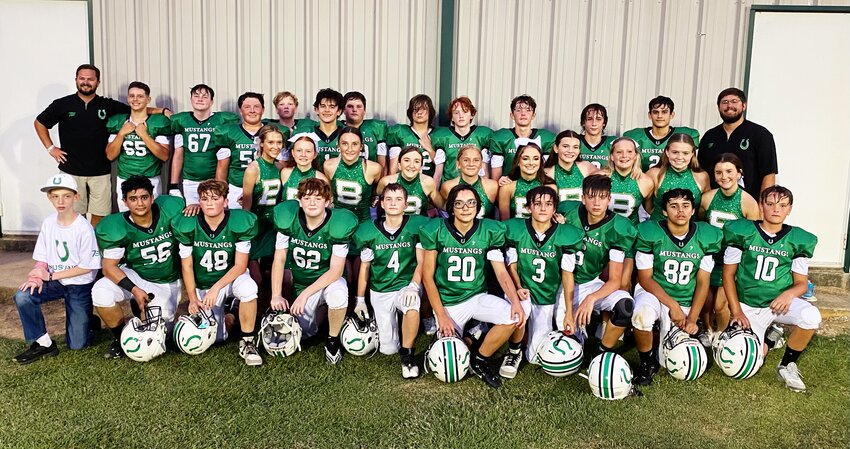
[453,0,850,134]
[91,0,442,122]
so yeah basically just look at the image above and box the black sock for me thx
[109,325,123,341]
[765,336,777,349]
[327,335,340,349]
[638,350,653,364]
[508,341,522,352]
[599,343,614,353]
[780,347,803,367]
[399,347,412,357]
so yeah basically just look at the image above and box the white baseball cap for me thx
[41,173,78,193]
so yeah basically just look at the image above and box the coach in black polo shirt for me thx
[697,88,777,200]
[34,64,169,225]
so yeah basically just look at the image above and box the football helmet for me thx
[587,352,633,400]
[340,315,379,356]
[535,331,583,377]
[258,310,302,357]
[173,309,217,355]
[120,306,167,362]
[662,327,708,381]
[425,336,471,383]
[713,324,764,379]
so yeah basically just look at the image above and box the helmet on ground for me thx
[340,315,379,356]
[713,324,764,379]
[173,309,217,355]
[587,352,633,400]
[425,336,471,383]
[121,306,167,362]
[258,310,302,357]
[663,327,708,381]
[536,331,583,377]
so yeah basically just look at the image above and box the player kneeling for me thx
[422,184,529,388]
[173,180,262,365]
[92,176,185,359]
[631,188,721,384]
[504,186,584,366]
[723,186,820,391]
[269,178,358,365]
[353,183,428,378]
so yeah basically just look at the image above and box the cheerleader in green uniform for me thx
[645,133,710,221]
[280,133,329,201]
[376,145,444,215]
[498,142,556,220]
[543,129,597,202]
[440,145,499,219]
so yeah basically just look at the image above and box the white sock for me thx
[36,333,52,347]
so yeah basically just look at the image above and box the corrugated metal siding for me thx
[453,0,850,135]
[91,0,442,123]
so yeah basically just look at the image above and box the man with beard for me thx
[697,88,777,199]
[35,64,169,226]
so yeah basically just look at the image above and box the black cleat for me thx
[471,356,502,388]
[634,360,660,386]
[13,341,59,365]
[104,340,125,359]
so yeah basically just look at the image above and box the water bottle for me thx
[802,280,814,300]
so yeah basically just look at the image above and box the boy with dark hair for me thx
[623,96,701,171]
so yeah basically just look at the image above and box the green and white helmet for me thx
[173,309,217,356]
[120,306,167,362]
[713,325,764,379]
[663,327,707,381]
[340,316,379,356]
[587,352,633,400]
[425,337,470,383]
[258,311,302,357]
[535,331,583,377]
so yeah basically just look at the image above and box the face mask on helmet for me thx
[662,327,707,381]
[174,308,217,356]
[121,305,167,362]
[259,310,302,357]
[340,315,379,356]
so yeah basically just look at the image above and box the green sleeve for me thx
[792,228,818,259]
[611,216,637,253]
[558,223,585,254]
[231,210,258,241]
[95,214,128,251]
[221,111,241,124]
[147,114,172,137]
[386,124,400,148]
[272,200,300,234]
[155,195,186,220]
[698,222,723,256]
[634,221,658,255]
[723,219,749,250]
[106,114,127,134]
[376,120,388,143]
[212,124,232,151]
[486,219,507,249]
[419,218,439,251]
[171,215,196,246]
[328,209,359,243]
[540,129,557,152]
[352,221,372,250]
[557,200,581,216]
[684,127,701,148]
[488,131,505,156]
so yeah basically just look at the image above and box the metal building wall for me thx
[452,0,850,135]
[91,0,442,123]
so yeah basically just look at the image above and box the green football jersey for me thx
[635,221,722,306]
[552,163,584,202]
[272,200,358,295]
[724,220,817,309]
[387,124,436,177]
[352,214,429,293]
[106,114,172,179]
[459,177,494,219]
[282,167,316,201]
[609,171,644,224]
[623,126,700,172]
[651,168,703,221]
[213,123,260,186]
[504,218,584,305]
[249,157,283,259]
[344,119,388,162]
[558,201,638,284]
[578,135,617,170]
[260,118,294,141]
[96,195,185,284]
[171,111,240,181]
[173,209,258,290]
[290,123,343,163]
[396,173,429,216]
[331,158,374,223]
[431,125,493,182]
[510,177,543,219]
[705,188,745,286]
[420,218,506,306]
[489,128,556,174]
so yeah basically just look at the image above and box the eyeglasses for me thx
[453,200,478,210]
[720,98,742,106]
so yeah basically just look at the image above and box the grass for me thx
[0,334,847,449]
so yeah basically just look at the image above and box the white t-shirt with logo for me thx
[32,213,101,285]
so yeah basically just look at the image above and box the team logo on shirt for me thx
[55,240,70,262]
[739,139,749,151]
[98,109,107,120]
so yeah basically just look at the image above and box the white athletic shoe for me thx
[239,340,263,366]
[499,348,522,379]
[776,362,806,392]
[401,353,420,379]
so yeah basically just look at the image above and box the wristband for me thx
[168,183,180,191]
[46,145,55,152]
[355,296,366,304]
[118,277,137,293]
[48,272,53,282]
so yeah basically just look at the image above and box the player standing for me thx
[578,104,617,169]
[292,88,344,164]
[213,92,265,209]
[489,95,556,181]
[623,96,700,172]
[431,96,492,185]
[342,91,389,171]
[388,94,437,177]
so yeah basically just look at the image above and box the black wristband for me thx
[168,183,180,191]
[117,277,137,293]
[162,107,171,115]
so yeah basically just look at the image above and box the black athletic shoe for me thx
[471,356,502,388]
[634,360,660,386]
[13,341,59,365]
[104,340,125,359]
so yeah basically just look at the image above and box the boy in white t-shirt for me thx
[13,174,102,364]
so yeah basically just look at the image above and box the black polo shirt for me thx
[36,93,130,176]
[697,119,777,200]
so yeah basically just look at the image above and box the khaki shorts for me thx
[66,173,111,217]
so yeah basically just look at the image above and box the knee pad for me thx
[610,298,634,328]
[91,281,118,308]
[325,290,348,310]
[799,305,822,330]
[232,276,258,302]
[631,304,657,332]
